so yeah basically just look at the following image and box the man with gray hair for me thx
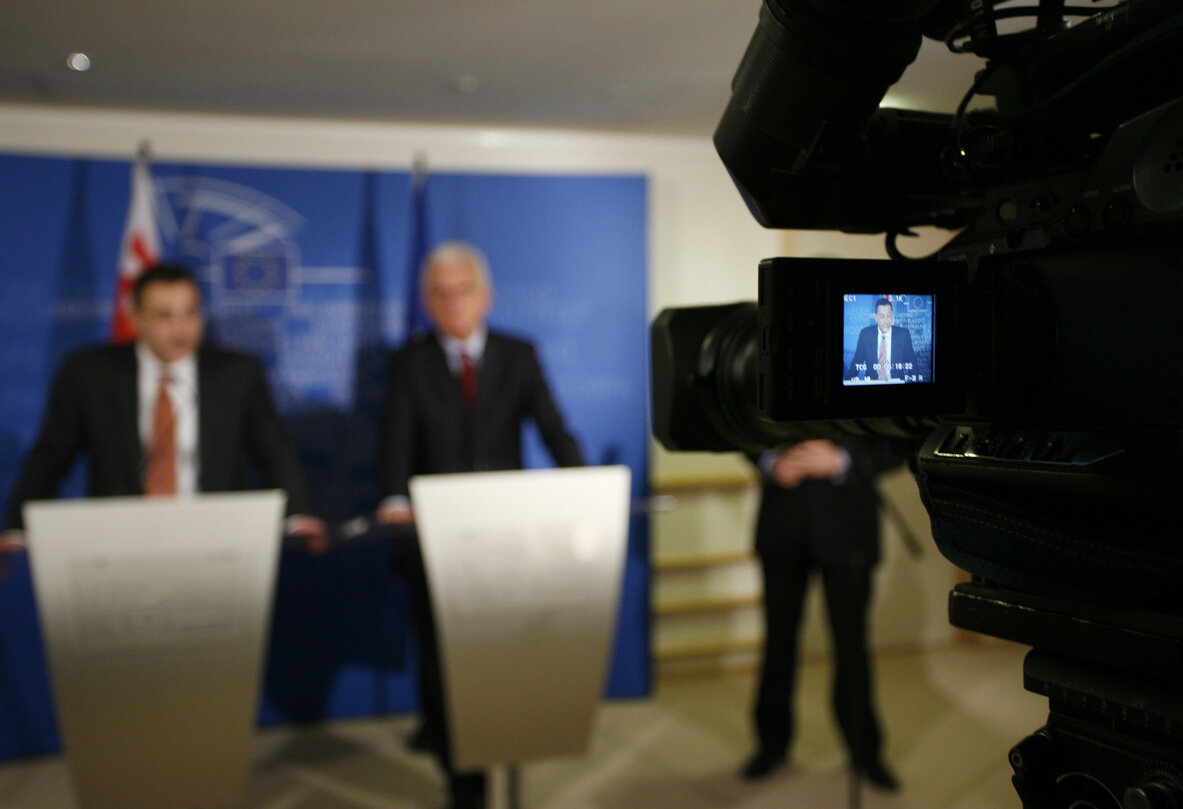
[377,241,584,809]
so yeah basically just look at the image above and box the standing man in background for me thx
[1,262,325,563]
[378,241,584,809]
[741,437,903,791]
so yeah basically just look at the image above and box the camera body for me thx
[651,0,1183,607]
[653,0,1183,802]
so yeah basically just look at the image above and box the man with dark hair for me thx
[847,298,917,382]
[1,262,324,557]
[377,241,584,809]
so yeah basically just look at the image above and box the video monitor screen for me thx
[841,294,934,385]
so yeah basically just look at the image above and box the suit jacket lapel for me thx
[423,338,462,407]
[116,347,142,489]
[197,349,216,490]
[474,333,506,415]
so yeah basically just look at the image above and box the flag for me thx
[405,155,433,340]
[110,144,161,343]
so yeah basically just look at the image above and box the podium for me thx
[23,491,286,809]
[410,466,631,775]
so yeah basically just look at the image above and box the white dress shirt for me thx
[438,326,487,374]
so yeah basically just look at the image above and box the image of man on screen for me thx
[846,298,917,383]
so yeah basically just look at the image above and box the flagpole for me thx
[412,152,428,192]
[406,153,432,341]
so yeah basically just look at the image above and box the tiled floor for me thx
[0,640,1045,808]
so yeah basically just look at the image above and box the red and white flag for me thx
[110,147,160,343]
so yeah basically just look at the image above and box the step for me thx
[654,593,761,616]
[652,549,754,572]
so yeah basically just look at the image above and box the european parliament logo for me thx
[214,250,295,304]
[154,174,305,307]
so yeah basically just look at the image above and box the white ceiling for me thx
[0,0,986,136]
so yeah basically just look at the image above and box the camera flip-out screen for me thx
[842,293,935,385]
[758,257,963,422]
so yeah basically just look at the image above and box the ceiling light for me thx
[66,52,91,72]
[453,75,480,95]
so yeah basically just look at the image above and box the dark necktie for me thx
[144,370,177,495]
[878,334,888,381]
[459,352,478,409]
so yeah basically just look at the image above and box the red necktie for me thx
[459,352,478,409]
[144,370,177,495]
[878,334,888,381]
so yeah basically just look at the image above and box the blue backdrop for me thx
[0,154,650,759]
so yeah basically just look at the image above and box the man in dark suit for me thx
[1,263,325,561]
[377,241,583,809]
[741,437,902,791]
[846,298,917,382]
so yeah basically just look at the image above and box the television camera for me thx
[651,0,1183,805]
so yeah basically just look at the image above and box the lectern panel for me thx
[411,466,631,770]
[25,491,285,809]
